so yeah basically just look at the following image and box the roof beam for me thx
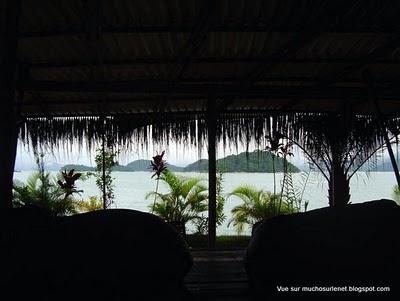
[313,0,400,87]
[240,1,360,87]
[18,26,400,39]
[315,35,400,87]
[176,0,215,78]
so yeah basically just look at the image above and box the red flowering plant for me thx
[150,151,168,212]
[150,150,167,179]
[57,169,83,199]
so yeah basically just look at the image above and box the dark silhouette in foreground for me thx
[245,199,400,299]
[0,207,192,300]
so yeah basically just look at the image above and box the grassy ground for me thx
[186,234,251,250]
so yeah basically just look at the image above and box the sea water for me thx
[13,171,399,235]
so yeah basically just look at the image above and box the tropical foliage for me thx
[193,169,226,235]
[89,147,118,209]
[13,154,82,216]
[265,132,285,195]
[281,167,311,212]
[75,196,103,212]
[57,169,83,198]
[147,170,225,234]
[147,170,208,225]
[286,112,394,207]
[13,153,104,216]
[13,172,76,216]
[265,134,296,212]
[150,150,168,212]
[228,186,298,234]
[392,185,400,205]
[150,150,168,179]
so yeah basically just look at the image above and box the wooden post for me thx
[0,0,21,211]
[363,70,400,188]
[207,96,217,249]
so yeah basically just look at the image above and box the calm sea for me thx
[13,171,399,235]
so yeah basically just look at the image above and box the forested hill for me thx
[113,160,184,172]
[183,150,299,172]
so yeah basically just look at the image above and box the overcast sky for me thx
[14,139,309,170]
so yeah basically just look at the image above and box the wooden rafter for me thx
[240,1,363,87]
[214,1,359,112]
[20,80,400,100]
[313,0,400,87]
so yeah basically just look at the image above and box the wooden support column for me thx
[207,96,217,249]
[363,70,400,187]
[0,0,21,211]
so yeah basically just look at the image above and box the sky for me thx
[14,139,309,170]
[15,135,396,171]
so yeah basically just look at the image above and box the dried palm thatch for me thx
[19,112,399,156]
[18,112,299,153]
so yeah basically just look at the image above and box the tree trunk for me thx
[328,164,350,207]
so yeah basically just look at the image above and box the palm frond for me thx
[228,185,297,234]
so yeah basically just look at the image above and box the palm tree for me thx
[228,185,297,234]
[146,171,208,231]
[282,111,396,207]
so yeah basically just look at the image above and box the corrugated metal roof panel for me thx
[10,0,400,116]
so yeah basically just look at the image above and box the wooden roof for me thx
[9,0,400,117]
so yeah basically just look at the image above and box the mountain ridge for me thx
[183,150,299,172]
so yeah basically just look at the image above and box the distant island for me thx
[60,150,299,173]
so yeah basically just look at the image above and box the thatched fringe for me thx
[19,113,400,161]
